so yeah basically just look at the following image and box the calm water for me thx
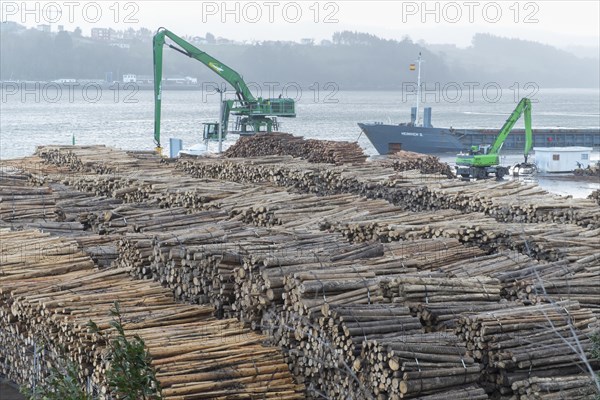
[1,87,599,196]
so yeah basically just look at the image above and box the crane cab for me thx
[203,122,224,141]
[468,145,492,155]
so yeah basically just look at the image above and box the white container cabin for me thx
[534,147,593,173]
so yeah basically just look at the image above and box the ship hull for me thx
[358,123,600,155]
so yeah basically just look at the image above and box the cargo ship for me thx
[358,54,600,155]
[358,112,600,155]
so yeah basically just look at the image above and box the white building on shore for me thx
[534,147,593,172]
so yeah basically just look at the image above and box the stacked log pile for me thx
[255,238,502,398]
[574,162,600,177]
[84,204,229,235]
[589,189,600,205]
[429,179,600,228]
[278,250,386,318]
[514,253,600,314]
[262,298,488,400]
[235,239,385,325]
[4,145,599,399]
[49,186,121,223]
[436,251,600,315]
[0,171,58,222]
[112,233,155,273]
[303,304,425,399]
[332,207,600,262]
[176,156,600,228]
[105,214,393,323]
[29,148,253,213]
[416,301,523,332]
[240,238,481,328]
[0,229,305,398]
[29,152,591,306]
[0,231,98,389]
[0,171,128,245]
[360,332,484,399]
[387,275,502,306]
[330,208,469,243]
[114,224,381,320]
[379,150,454,178]
[233,238,475,396]
[34,146,600,228]
[510,374,599,399]
[127,222,248,300]
[35,145,160,174]
[52,171,252,211]
[152,230,272,315]
[455,300,598,396]
[27,149,599,268]
[105,315,306,398]
[73,234,120,268]
[230,193,375,230]
[224,132,367,165]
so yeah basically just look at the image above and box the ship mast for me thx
[415,52,423,127]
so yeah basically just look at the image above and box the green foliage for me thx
[20,302,161,400]
[591,332,600,360]
[102,302,162,400]
[21,356,91,400]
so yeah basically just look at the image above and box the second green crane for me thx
[455,97,534,179]
[153,27,296,153]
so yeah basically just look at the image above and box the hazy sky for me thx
[3,1,599,48]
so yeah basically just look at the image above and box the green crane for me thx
[153,27,296,153]
[455,98,533,179]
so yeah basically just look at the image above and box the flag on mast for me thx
[409,64,416,71]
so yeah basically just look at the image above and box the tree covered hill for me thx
[1,24,598,89]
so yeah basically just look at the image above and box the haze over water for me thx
[2,88,599,160]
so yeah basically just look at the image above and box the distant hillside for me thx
[430,33,600,88]
[562,44,600,60]
[1,25,598,89]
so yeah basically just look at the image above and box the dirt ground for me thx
[0,378,24,400]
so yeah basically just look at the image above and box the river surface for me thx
[1,88,599,197]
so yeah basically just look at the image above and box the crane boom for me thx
[154,28,255,103]
[489,97,533,159]
[152,27,295,151]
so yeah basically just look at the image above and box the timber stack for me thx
[574,163,600,177]
[381,150,454,178]
[0,229,305,398]
[27,145,600,229]
[176,156,600,228]
[224,132,367,164]
[1,143,599,399]
[510,374,599,399]
[0,173,59,222]
[589,189,600,205]
[513,253,600,314]
[329,206,600,262]
[360,332,484,399]
[455,300,598,396]
[386,275,502,306]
